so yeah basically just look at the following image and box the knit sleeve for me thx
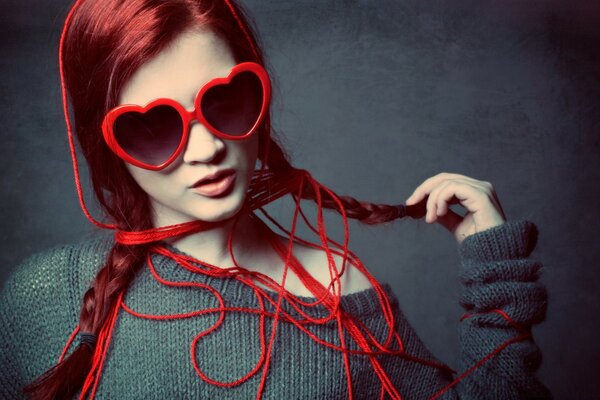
[451,219,553,399]
[0,246,81,400]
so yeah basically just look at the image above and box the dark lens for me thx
[114,105,183,166]
[201,71,263,136]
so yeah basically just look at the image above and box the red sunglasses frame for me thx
[101,61,271,171]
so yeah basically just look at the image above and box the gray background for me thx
[1,0,599,398]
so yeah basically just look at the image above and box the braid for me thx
[80,243,148,332]
[23,243,149,399]
[314,193,402,224]
[22,0,431,396]
[24,189,152,399]
[265,137,424,223]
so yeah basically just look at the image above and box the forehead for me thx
[118,29,236,108]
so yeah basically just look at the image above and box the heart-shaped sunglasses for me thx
[101,61,271,170]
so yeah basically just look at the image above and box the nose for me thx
[182,121,226,165]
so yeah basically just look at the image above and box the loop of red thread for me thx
[223,0,260,60]
[266,178,404,399]
[279,189,398,337]
[190,283,267,387]
[58,1,534,398]
[58,324,80,363]
[111,174,432,398]
[59,0,265,232]
[114,168,304,245]
[59,168,533,400]
[144,246,408,357]
[59,0,116,231]
[67,277,527,400]
[260,169,311,397]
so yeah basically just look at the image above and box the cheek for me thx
[124,164,173,200]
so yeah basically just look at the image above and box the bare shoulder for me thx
[276,235,375,296]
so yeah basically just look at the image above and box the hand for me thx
[405,172,507,244]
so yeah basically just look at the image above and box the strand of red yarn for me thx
[252,193,532,400]
[59,3,534,398]
[58,0,116,231]
[58,166,533,399]
[79,290,122,400]
[428,310,531,400]
[223,0,260,60]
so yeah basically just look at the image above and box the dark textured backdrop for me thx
[1,0,599,398]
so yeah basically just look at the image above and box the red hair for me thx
[23,0,424,399]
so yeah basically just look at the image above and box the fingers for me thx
[425,179,479,222]
[405,172,486,206]
[434,206,463,233]
[404,171,507,238]
[405,172,496,224]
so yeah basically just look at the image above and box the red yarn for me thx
[58,0,116,231]
[57,1,534,399]
[78,290,123,400]
[59,167,532,399]
[223,0,260,59]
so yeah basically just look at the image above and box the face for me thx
[117,29,260,226]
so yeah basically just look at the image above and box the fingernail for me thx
[405,195,414,205]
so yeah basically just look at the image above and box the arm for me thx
[451,219,552,399]
[0,281,27,400]
[402,172,552,398]
[0,255,43,400]
[373,221,551,399]
[0,247,80,399]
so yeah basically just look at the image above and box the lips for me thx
[192,168,235,188]
[191,169,237,197]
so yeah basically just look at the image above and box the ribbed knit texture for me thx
[0,220,552,399]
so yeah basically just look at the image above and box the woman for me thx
[0,0,551,399]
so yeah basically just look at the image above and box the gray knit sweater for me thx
[0,220,552,399]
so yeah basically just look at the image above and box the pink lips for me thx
[191,169,236,197]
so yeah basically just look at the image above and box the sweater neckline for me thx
[146,240,397,319]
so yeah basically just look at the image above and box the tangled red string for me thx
[57,1,533,399]
[58,168,532,400]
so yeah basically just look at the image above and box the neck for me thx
[163,212,273,269]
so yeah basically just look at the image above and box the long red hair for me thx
[23,0,423,399]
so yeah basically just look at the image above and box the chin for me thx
[162,193,247,226]
[195,202,244,223]
[199,185,249,221]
